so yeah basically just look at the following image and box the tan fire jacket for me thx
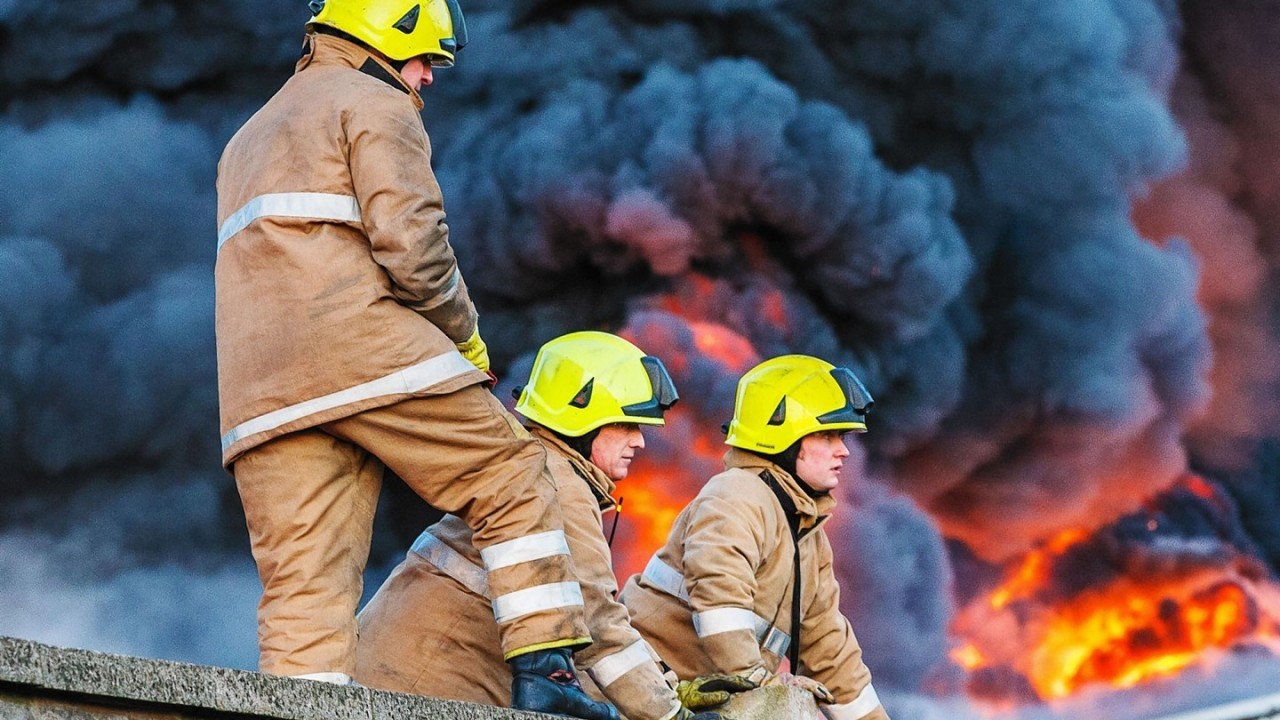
[356,426,682,720]
[618,449,889,720]
[215,31,484,466]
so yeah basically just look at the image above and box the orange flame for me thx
[1029,578,1277,698]
[953,501,1280,703]
[689,321,756,373]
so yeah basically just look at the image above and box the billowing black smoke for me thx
[2,0,1279,716]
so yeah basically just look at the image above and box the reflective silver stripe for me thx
[492,582,583,624]
[217,192,362,251]
[480,530,571,571]
[646,557,790,654]
[821,684,881,720]
[761,624,792,658]
[641,555,689,600]
[410,528,490,599]
[417,269,463,312]
[221,351,476,453]
[586,639,657,688]
[693,607,764,638]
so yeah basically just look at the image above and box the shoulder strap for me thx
[759,470,803,672]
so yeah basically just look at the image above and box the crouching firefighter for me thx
[619,356,891,720]
[356,332,753,719]
[216,0,604,714]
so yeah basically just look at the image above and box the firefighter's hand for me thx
[456,326,490,372]
[765,672,836,704]
[677,673,758,710]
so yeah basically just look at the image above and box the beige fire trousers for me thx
[233,384,591,677]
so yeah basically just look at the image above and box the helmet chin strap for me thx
[559,428,600,462]
[760,442,829,498]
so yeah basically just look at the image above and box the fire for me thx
[607,476,685,581]
[1028,578,1276,698]
[610,312,756,583]
[953,500,1280,703]
[989,529,1090,610]
[689,321,756,373]
[608,406,730,582]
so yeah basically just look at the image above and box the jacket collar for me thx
[297,31,424,111]
[530,426,618,511]
[723,448,835,531]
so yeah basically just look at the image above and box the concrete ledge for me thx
[0,635,548,720]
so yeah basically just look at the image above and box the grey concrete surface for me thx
[0,635,545,720]
[0,635,811,720]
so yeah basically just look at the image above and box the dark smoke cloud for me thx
[1,0,1278,715]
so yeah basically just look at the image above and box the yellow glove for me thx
[764,671,835,704]
[456,326,490,372]
[676,673,759,710]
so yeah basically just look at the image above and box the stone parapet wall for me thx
[0,635,817,720]
[0,635,542,720]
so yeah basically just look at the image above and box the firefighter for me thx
[618,355,891,720]
[214,2,611,716]
[355,332,753,719]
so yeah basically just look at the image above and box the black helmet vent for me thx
[394,5,420,34]
[570,379,594,409]
[768,398,787,426]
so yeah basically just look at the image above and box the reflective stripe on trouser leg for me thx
[322,386,591,657]
[233,429,383,676]
[586,638,661,689]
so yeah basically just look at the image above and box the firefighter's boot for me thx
[509,648,620,720]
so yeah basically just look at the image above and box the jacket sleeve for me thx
[344,90,478,343]
[800,533,889,720]
[680,484,772,676]
[557,466,682,720]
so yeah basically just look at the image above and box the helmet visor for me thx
[621,356,680,419]
[815,368,874,426]
[429,0,467,67]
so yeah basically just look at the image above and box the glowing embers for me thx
[951,477,1280,703]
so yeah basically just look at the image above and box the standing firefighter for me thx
[355,332,752,719]
[619,356,891,720]
[214,2,610,715]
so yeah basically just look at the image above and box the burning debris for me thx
[951,476,1280,705]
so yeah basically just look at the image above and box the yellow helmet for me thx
[308,0,468,66]
[514,331,679,437]
[725,355,873,453]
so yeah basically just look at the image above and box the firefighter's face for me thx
[795,430,850,493]
[590,423,645,482]
[400,57,434,90]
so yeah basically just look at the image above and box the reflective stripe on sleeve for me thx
[821,684,881,720]
[410,528,491,599]
[480,530,571,571]
[646,557,791,655]
[220,351,476,453]
[641,555,689,600]
[416,268,463,312]
[492,582,584,624]
[586,639,659,689]
[761,624,792,659]
[217,192,362,252]
[693,607,766,638]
